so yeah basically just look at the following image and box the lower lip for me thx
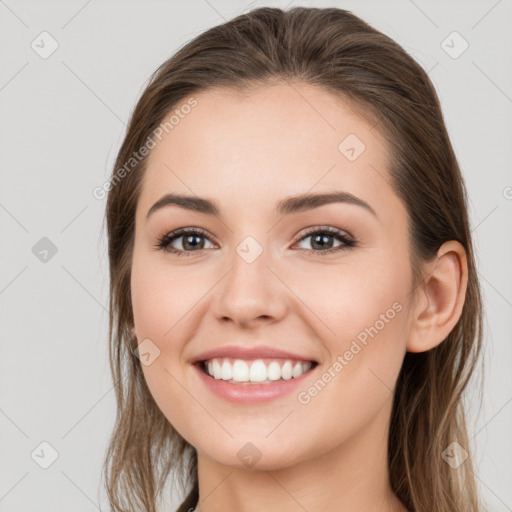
[192,362,317,405]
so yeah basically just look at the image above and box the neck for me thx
[193,398,407,512]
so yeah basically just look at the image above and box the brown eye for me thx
[155,228,215,255]
[294,227,355,254]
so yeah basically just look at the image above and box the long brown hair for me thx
[102,7,484,511]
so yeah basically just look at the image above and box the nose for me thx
[212,245,287,329]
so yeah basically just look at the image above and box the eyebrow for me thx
[146,191,377,220]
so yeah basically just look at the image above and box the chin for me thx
[199,437,308,471]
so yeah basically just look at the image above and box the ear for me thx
[407,241,468,353]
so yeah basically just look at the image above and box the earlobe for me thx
[406,241,468,353]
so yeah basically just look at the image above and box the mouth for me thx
[195,357,319,385]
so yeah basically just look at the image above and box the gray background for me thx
[0,0,511,510]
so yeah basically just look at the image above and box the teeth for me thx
[249,360,266,382]
[203,358,313,384]
[221,360,232,380]
[233,360,249,382]
[267,361,282,381]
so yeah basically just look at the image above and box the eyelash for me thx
[154,226,356,257]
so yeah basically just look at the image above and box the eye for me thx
[154,226,356,257]
[154,227,216,256]
[293,226,356,255]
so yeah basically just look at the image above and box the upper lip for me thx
[190,345,318,364]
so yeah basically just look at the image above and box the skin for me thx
[130,81,468,512]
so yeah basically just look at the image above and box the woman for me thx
[102,6,483,512]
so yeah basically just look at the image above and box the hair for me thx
[101,6,484,512]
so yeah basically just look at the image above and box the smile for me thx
[201,357,315,384]
[193,358,319,404]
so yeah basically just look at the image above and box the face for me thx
[131,82,414,470]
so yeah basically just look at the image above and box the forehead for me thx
[137,81,401,222]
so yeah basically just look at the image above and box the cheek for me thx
[130,256,202,440]
[336,260,410,389]
[292,270,409,440]
[139,358,200,449]
[291,250,410,342]
[131,251,207,341]
[295,252,410,391]
[131,265,169,341]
